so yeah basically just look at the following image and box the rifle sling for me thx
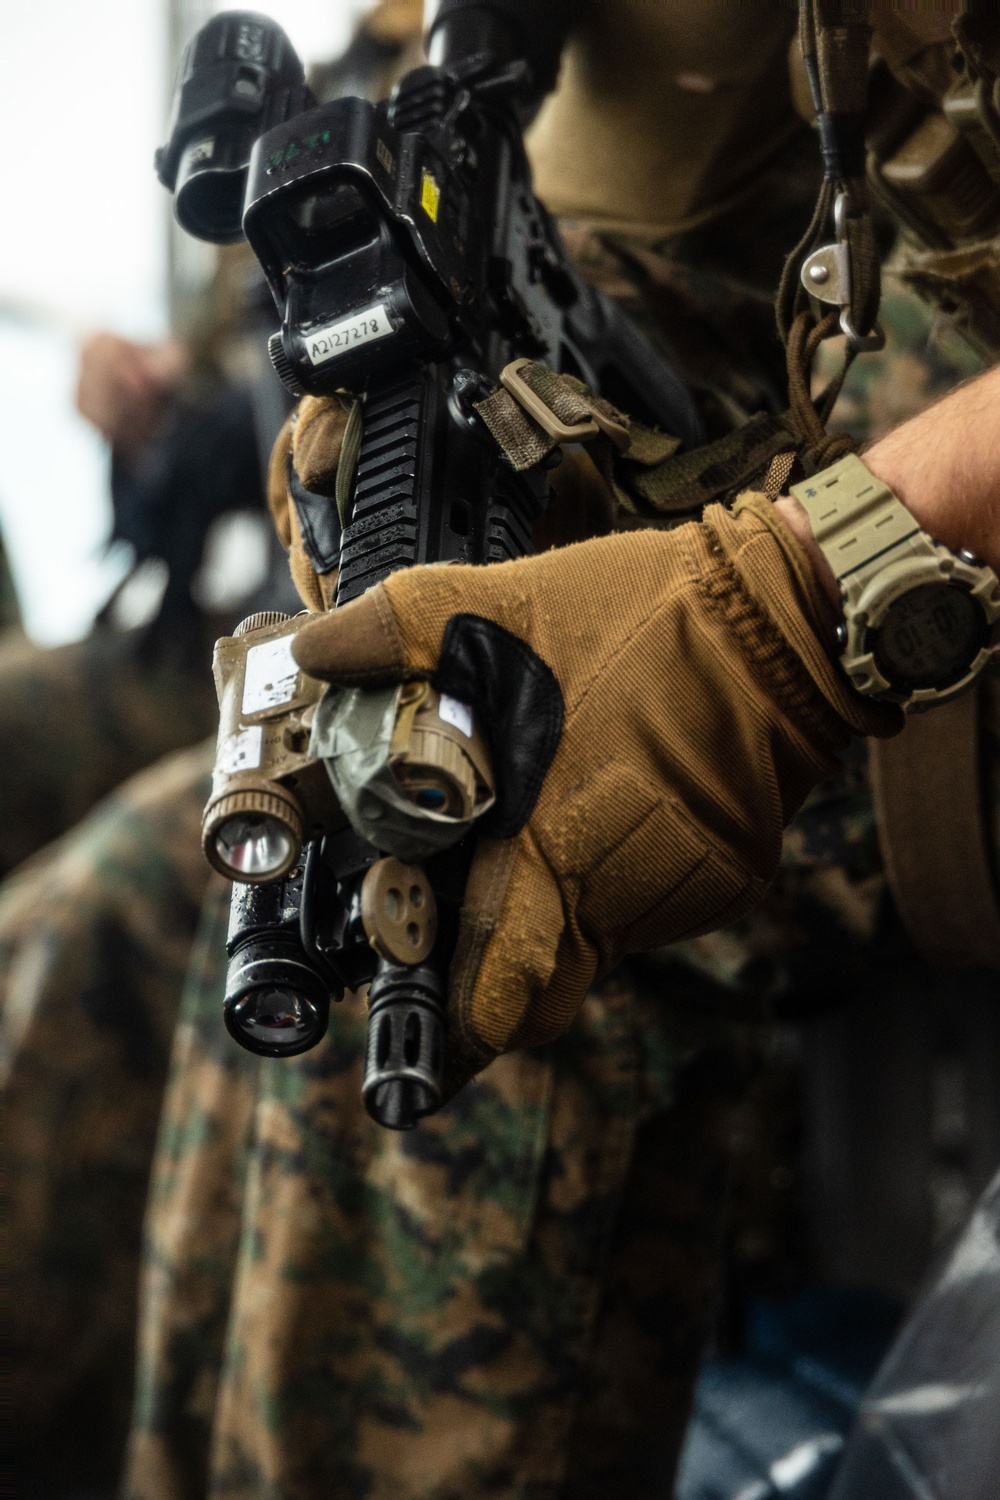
[869,684,1000,968]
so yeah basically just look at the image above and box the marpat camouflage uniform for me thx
[5,741,214,1498]
[12,7,994,1497]
[0,624,216,876]
[112,275,984,1500]
[124,886,756,1500]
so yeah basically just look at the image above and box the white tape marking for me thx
[439,694,473,738]
[218,725,263,773]
[242,635,299,714]
[305,303,393,366]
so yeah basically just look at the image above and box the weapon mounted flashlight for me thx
[203,609,494,1125]
[211,808,300,880]
[223,868,335,1059]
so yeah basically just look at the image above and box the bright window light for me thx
[0,0,366,644]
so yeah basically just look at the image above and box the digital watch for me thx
[790,453,1000,712]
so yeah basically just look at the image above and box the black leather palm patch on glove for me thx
[433,614,564,840]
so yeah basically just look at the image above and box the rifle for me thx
[156,10,702,1128]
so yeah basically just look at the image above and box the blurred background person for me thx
[2,5,390,1497]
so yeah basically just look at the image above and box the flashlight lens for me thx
[394,770,465,818]
[229,986,324,1052]
[214,813,295,878]
[415,787,448,811]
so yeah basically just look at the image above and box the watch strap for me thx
[789,452,935,606]
[789,451,1000,710]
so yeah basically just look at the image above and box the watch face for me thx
[871,582,987,691]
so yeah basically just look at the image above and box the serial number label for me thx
[306,305,393,366]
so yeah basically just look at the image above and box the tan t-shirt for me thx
[526,0,801,242]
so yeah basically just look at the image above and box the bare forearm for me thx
[862,363,1000,573]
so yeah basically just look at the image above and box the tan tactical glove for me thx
[290,494,899,1091]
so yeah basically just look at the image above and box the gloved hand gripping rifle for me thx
[156,10,701,1128]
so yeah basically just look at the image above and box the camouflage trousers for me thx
[122,880,761,1500]
[4,741,214,1497]
[6,736,879,1500]
[117,733,906,1500]
[1,743,764,1500]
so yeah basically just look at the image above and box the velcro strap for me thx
[473,360,631,472]
[475,365,824,524]
[287,454,342,575]
[286,393,362,572]
[622,411,809,518]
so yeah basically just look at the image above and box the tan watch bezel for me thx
[790,454,1000,712]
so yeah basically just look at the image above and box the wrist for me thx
[784,452,1000,711]
[773,494,840,606]
[778,362,1000,599]
[708,495,899,740]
